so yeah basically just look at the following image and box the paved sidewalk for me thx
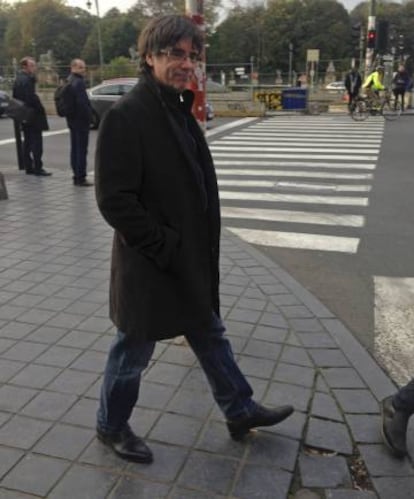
[0,168,413,499]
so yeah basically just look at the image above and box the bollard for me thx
[0,172,8,200]
[13,119,24,170]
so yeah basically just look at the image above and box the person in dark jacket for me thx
[392,64,411,111]
[381,380,414,458]
[12,56,51,176]
[344,67,362,110]
[94,14,294,464]
[66,59,93,186]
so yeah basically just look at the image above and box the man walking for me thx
[67,59,93,186]
[12,57,51,176]
[95,14,294,463]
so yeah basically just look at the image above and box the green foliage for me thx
[102,56,138,79]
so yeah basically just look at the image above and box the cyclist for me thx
[362,65,385,109]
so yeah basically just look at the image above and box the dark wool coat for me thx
[95,74,221,342]
[12,71,49,131]
[66,73,92,130]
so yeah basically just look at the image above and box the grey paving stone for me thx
[158,344,197,366]
[228,308,262,324]
[9,363,60,389]
[261,409,307,441]
[236,296,267,311]
[1,341,48,362]
[33,423,94,459]
[90,333,114,352]
[0,385,38,412]
[61,397,98,427]
[110,476,171,498]
[226,320,255,338]
[269,293,300,306]
[246,432,300,471]
[264,381,312,413]
[57,329,101,349]
[243,287,266,299]
[169,486,225,498]
[144,361,190,386]
[177,450,238,495]
[0,338,15,354]
[24,325,68,343]
[79,438,129,471]
[359,444,414,476]
[195,420,247,458]
[273,362,315,388]
[346,415,382,443]
[34,345,82,367]
[0,415,52,449]
[15,308,58,325]
[242,339,282,360]
[259,283,289,295]
[220,283,246,296]
[280,305,314,319]
[37,296,74,311]
[280,345,313,367]
[0,411,10,426]
[223,274,250,287]
[233,463,292,499]
[0,447,24,480]
[293,489,321,499]
[69,349,107,373]
[21,391,77,421]
[372,477,414,499]
[299,453,351,488]
[64,300,102,316]
[9,293,45,308]
[315,374,330,393]
[325,489,377,498]
[47,464,118,499]
[47,368,99,395]
[333,389,379,414]
[297,332,337,348]
[45,311,85,329]
[252,325,288,344]
[305,417,353,455]
[309,349,350,367]
[290,318,325,333]
[179,368,210,393]
[0,453,70,496]
[311,392,343,422]
[322,368,366,389]
[238,355,276,379]
[0,321,37,340]
[259,312,288,328]
[149,412,203,447]
[127,442,188,482]
[128,407,161,438]
[166,387,214,419]
[137,381,178,411]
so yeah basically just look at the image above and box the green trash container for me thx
[282,87,308,110]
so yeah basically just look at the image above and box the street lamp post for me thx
[86,0,104,79]
[288,43,293,86]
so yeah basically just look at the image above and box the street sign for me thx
[307,49,320,62]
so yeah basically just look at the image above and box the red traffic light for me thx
[367,29,376,48]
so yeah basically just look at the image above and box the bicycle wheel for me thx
[351,100,369,121]
[381,99,402,120]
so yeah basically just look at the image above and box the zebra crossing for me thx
[210,115,384,254]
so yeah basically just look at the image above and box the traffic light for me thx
[367,29,376,49]
[351,23,361,49]
[376,21,389,52]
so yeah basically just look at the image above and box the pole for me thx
[364,0,376,78]
[94,0,104,79]
[185,0,206,129]
[288,43,293,86]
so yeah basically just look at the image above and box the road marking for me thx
[211,145,379,154]
[206,117,257,137]
[0,128,69,146]
[227,227,360,253]
[216,169,373,180]
[215,160,376,169]
[222,206,365,227]
[213,152,378,161]
[218,179,371,192]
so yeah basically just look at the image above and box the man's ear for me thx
[146,54,154,67]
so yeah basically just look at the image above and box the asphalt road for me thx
[1,113,413,386]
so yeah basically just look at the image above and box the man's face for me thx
[25,60,37,74]
[146,38,199,92]
[73,61,86,75]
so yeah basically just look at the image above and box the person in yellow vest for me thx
[362,65,385,108]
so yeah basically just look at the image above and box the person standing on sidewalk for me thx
[66,59,93,186]
[94,14,294,464]
[12,56,51,176]
[391,64,411,112]
[381,381,414,458]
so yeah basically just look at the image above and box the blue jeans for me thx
[97,313,255,433]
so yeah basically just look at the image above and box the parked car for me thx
[88,77,214,129]
[325,81,346,92]
[0,90,10,117]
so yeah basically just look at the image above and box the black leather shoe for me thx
[74,179,94,187]
[381,396,410,458]
[96,426,153,463]
[227,403,294,440]
[34,169,52,176]
[25,168,35,175]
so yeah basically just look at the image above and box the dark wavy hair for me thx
[138,15,203,73]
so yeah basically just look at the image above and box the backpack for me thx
[54,80,74,117]
[392,73,407,90]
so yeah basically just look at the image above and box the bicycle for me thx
[350,89,402,122]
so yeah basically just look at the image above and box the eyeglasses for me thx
[159,48,200,63]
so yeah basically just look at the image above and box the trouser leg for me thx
[393,378,414,414]
[97,330,156,433]
[185,313,255,420]
[22,126,33,171]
